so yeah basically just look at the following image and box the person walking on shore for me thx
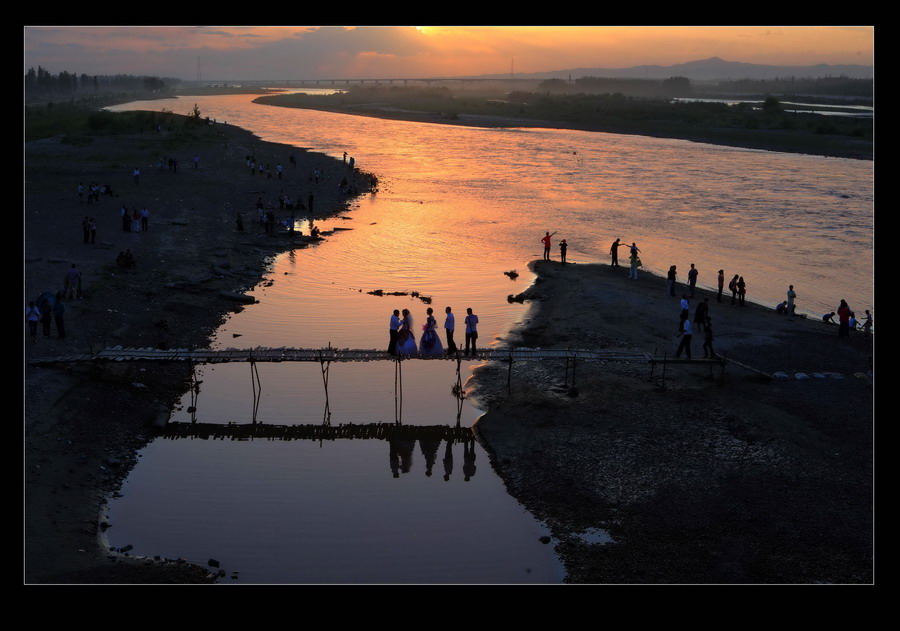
[675,315,693,359]
[717,270,725,303]
[444,306,457,354]
[786,285,796,320]
[628,249,641,279]
[861,309,873,337]
[694,298,709,334]
[666,265,677,297]
[729,274,740,305]
[53,293,66,339]
[541,232,556,261]
[64,264,81,300]
[610,238,623,267]
[737,276,746,306]
[702,317,715,359]
[464,308,479,356]
[26,301,40,344]
[687,264,698,298]
[39,297,52,338]
[559,239,568,265]
[837,299,851,337]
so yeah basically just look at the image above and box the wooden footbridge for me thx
[30,345,732,425]
[29,345,653,366]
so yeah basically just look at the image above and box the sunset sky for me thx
[23,26,874,81]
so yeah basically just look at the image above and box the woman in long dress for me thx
[396,309,418,355]
[418,307,444,356]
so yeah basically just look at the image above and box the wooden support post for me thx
[188,360,199,424]
[249,353,262,424]
[318,350,331,425]
[394,356,403,424]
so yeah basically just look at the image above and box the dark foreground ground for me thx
[24,119,374,583]
[471,260,874,584]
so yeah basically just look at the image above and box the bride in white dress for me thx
[418,307,444,356]
[396,309,418,355]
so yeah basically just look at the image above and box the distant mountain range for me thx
[473,57,873,82]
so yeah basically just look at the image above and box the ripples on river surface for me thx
[103,94,873,583]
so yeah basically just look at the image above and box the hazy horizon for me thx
[24,26,873,82]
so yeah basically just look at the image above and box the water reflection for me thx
[162,420,478,480]
[104,93,871,584]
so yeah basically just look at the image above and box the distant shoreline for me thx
[253,99,873,161]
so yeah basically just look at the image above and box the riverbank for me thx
[24,117,374,583]
[470,260,874,583]
[255,98,873,161]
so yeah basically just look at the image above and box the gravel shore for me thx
[470,260,874,583]
[24,118,374,583]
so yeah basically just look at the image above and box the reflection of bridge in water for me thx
[161,420,473,443]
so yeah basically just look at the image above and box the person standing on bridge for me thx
[444,306,457,354]
[464,308,479,357]
[396,309,418,355]
[388,309,401,355]
[419,307,444,356]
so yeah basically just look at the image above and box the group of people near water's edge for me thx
[608,238,642,278]
[388,306,479,357]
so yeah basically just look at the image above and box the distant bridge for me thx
[197,77,541,88]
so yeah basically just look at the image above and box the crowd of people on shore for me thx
[29,135,380,350]
[534,230,873,360]
[387,306,480,358]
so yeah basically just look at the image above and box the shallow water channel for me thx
[104,94,873,583]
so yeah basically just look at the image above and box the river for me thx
[104,94,873,583]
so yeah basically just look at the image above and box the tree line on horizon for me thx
[24,66,181,100]
[536,75,871,101]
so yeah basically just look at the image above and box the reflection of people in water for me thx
[397,438,415,474]
[443,439,454,481]
[463,437,477,481]
[420,436,441,477]
[389,436,401,478]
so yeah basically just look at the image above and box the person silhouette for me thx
[541,231,556,260]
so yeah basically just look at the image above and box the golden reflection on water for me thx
[104,94,873,584]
